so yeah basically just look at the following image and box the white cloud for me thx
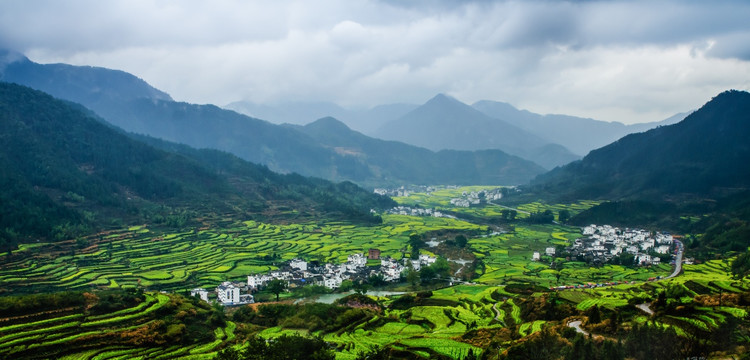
[2,0,750,123]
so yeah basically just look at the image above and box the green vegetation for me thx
[0,82,393,252]
[0,290,230,359]
[2,179,749,358]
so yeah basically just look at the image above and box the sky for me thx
[1,0,750,124]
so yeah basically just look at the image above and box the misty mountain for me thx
[225,100,417,135]
[1,51,543,186]
[290,117,546,186]
[0,82,394,246]
[374,94,581,169]
[472,99,688,155]
[0,49,171,109]
[529,90,750,201]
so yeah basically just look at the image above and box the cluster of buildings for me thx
[192,250,438,306]
[374,186,438,197]
[532,247,557,261]
[450,189,503,208]
[386,206,451,218]
[566,224,675,266]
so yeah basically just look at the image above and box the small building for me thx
[217,282,241,304]
[545,247,556,257]
[347,253,367,268]
[532,252,541,261]
[368,248,381,260]
[190,288,209,302]
[247,274,271,288]
[418,254,437,265]
[290,258,308,271]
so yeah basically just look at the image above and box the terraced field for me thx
[0,215,485,294]
[319,287,498,359]
[0,292,237,359]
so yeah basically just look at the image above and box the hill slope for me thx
[0,82,393,248]
[529,90,750,201]
[472,99,687,156]
[1,52,541,186]
[294,117,546,186]
[225,100,418,135]
[375,94,580,169]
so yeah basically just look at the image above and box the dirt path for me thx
[568,320,589,336]
[492,302,502,321]
[636,302,654,315]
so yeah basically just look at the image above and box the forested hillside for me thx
[0,82,393,251]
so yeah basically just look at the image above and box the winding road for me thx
[568,320,589,336]
[665,239,684,279]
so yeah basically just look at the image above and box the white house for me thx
[290,258,308,271]
[418,254,437,265]
[190,288,209,302]
[532,252,541,261]
[216,282,241,304]
[323,276,343,289]
[247,274,272,288]
[347,253,367,268]
[545,247,556,257]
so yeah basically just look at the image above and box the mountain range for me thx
[0,50,544,186]
[471,100,687,156]
[228,95,686,168]
[0,82,394,247]
[530,90,750,202]
[374,94,581,169]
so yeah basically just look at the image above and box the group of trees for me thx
[216,334,334,360]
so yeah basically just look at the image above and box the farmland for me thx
[0,291,237,359]
[0,215,484,294]
[1,186,749,359]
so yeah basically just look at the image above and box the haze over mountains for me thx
[0,82,394,245]
[0,50,544,186]
[229,94,687,169]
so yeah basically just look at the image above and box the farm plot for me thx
[0,214,484,294]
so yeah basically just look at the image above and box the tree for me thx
[558,210,571,224]
[353,281,370,295]
[731,249,750,278]
[215,334,335,360]
[501,209,518,221]
[266,279,287,301]
[454,235,468,248]
[408,234,425,257]
[586,305,601,324]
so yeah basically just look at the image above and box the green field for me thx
[0,214,485,293]
[1,189,749,358]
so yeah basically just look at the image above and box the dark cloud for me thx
[0,0,749,123]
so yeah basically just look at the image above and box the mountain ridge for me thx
[528,90,750,201]
[1,52,544,186]
[0,82,394,249]
[374,93,581,169]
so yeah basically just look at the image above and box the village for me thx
[561,224,677,266]
[190,250,438,306]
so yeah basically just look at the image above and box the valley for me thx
[1,40,749,360]
[2,186,746,359]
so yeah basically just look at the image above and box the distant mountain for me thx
[224,100,351,126]
[529,90,750,201]
[472,99,687,155]
[2,52,542,186]
[291,117,546,186]
[0,82,394,248]
[375,94,581,169]
[225,100,417,135]
[0,49,171,109]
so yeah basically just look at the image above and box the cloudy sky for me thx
[2,0,750,124]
